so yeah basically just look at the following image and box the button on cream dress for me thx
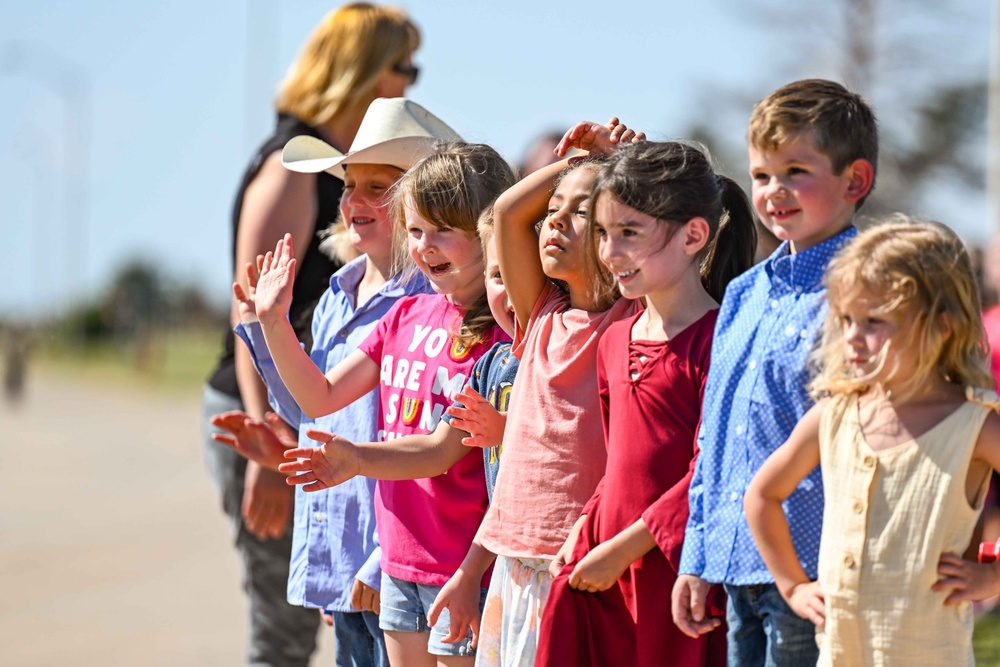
[815,388,997,666]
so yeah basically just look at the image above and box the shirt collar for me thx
[766,225,857,291]
[330,255,431,299]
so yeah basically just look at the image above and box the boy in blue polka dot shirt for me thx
[672,79,879,667]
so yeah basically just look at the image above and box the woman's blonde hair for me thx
[391,141,517,347]
[810,215,993,398]
[276,3,419,126]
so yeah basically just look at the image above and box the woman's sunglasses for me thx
[392,62,420,85]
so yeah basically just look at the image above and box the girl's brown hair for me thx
[391,142,517,347]
[276,3,419,125]
[587,141,757,302]
[811,216,993,398]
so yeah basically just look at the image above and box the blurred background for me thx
[0,0,996,664]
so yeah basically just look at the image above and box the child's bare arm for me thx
[493,157,573,332]
[428,540,496,648]
[568,517,656,592]
[744,401,826,625]
[278,419,473,492]
[252,234,379,418]
[933,410,1000,603]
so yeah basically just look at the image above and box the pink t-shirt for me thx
[359,293,510,585]
[479,282,640,558]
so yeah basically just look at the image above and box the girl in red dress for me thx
[536,141,757,667]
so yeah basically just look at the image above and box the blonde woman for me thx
[203,5,420,666]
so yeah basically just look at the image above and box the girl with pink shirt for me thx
[261,142,515,667]
[473,119,643,667]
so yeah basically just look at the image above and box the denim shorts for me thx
[379,572,487,657]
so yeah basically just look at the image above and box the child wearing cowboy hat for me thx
[212,97,459,667]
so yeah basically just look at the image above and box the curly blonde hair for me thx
[275,3,419,126]
[810,215,993,398]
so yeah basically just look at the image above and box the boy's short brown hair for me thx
[748,79,879,206]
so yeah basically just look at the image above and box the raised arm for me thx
[232,153,317,539]
[252,234,379,418]
[744,400,826,625]
[495,118,644,332]
[493,157,572,332]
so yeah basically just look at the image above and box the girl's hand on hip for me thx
[934,552,1000,604]
[786,580,826,626]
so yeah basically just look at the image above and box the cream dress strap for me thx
[814,389,996,666]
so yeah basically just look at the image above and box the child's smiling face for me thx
[404,197,485,307]
[340,164,403,265]
[537,165,597,283]
[748,132,862,253]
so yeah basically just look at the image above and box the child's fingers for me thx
[804,596,826,626]
[461,434,487,448]
[427,594,445,627]
[470,614,481,650]
[211,432,240,450]
[304,428,334,445]
[278,456,313,474]
[633,131,646,143]
[244,261,259,289]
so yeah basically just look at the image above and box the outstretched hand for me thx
[211,410,298,472]
[445,386,507,448]
[254,233,298,325]
[278,428,362,492]
[555,117,646,158]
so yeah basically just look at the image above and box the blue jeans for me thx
[203,385,320,666]
[724,583,818,667]
[334,610,388,667]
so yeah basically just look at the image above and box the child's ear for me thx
[684,217,711,255]
[844,159,875,203]
[938,310,954,340]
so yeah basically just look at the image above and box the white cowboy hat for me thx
[282,97,461,179]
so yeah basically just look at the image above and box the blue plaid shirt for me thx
[236,256,430,612]
[679,227,856,585]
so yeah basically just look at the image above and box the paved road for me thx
[0,370,332,665]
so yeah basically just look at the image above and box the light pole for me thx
[0,39,91,307]
[988,0,1000,237]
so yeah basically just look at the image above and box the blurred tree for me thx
[682,0,987,230]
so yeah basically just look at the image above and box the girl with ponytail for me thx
[537,140,756,667]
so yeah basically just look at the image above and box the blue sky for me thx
[0,0,991,317]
